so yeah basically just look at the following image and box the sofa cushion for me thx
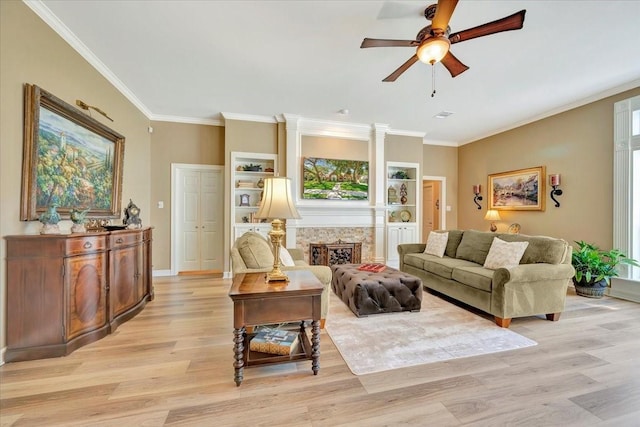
[483,237,529,269]
[498,234,568,264]
[423,256,480,280]
[443,229,464,258]
[455,230,496,265]
[236,232,274,269]
[404,253,426,270]
[424,231,448,257]
[451,266,495,292]
[279,247,295,266]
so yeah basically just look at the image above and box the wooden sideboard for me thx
[4,227,153,362]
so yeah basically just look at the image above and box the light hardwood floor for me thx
[1,275,639,426]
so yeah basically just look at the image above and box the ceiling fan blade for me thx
[432,0,459,32]
[440,51,469,77]
[382,54,419,82]
[449,10,526,44]
[361,38,419,48]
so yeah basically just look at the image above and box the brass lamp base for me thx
[490,222,497,232]
[265,218,289,283]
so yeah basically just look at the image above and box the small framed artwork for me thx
[488,166,545,211]
[239,194,250,206]
[21,84,125,220]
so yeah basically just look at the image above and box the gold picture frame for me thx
[488,166,545,211]
[21,84,125,220]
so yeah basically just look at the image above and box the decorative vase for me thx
[39,204,61,235]
[257,178,264,188]
[573,278,608,299]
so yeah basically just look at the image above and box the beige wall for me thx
[223,119,279,271]
[458,87,640,249]
[423,144,458,230]
[149,121,224,270]
[0,1,151,355]
[301,135,369,159]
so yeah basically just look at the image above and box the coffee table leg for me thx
[233,326,245,386]
[311,320,320,375]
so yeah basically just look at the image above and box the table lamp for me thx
[254,177,301,282]
[484,209,501,232]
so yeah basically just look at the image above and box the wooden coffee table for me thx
[228,270,324,386]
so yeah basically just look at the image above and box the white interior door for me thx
[173,165,223,274]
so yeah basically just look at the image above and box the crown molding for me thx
[221,112,278,124]
[150,114,223,126]
[387,129,426,138]
[23,0,154,119]
[423,138,459,147]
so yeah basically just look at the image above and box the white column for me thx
[372,123,389,262]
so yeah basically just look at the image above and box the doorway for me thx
[422,176,446,241]
[171,164,224,275]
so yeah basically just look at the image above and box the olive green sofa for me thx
[230,232,332,328]
[398,230,575,328]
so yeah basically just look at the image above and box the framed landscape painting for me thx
[488,166,545,211]
[302,157,369,200]
[21,84,125,220]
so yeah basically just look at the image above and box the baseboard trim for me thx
[1,346,6,366]
[152,269,173,277]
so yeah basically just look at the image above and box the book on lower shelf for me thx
[249,327,300,355]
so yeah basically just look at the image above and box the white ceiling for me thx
[32,0,640,145]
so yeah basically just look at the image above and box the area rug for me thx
[325,290,537,375]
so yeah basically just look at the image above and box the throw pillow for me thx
[279,247,295,267]
[237,232,274,269]
[483,237,529,269]
[424,231,449,258]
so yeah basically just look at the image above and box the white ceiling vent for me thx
[434,111,454,119]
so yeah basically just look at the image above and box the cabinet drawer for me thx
[66,235,107,255]
[109,232,142,248]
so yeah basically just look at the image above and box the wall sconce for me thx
[484,209,501,232]
[473,184,482,210]
[549,174,563,207]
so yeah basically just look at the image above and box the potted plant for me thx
[571,240,639,298]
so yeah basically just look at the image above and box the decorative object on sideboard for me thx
[571,240,639,299]
[123,199,142,229]
[255,177,301,282]
[70,208,90,233]
[549,174,563,207]
[21,84,125,221]
[484,209,501,232]
[38,204,61,234]
[473,184,483,210]
[86,218,111,230]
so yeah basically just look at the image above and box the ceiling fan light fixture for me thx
[416,36,450,64]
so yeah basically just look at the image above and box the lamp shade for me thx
[416,36,451,64]
[254,177,301,220]
[484,209,501,221]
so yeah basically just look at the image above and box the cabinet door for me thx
[387,226,402,264]
[110,245,139,318]
[65,253,107,340]
[400,225,418,245]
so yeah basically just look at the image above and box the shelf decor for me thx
[488,166,546,211]
[21,84,125,221]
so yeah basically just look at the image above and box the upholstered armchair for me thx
[230,232,332,328]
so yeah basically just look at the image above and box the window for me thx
[614,95,640,280]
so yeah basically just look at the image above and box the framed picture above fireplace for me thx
[20,84,125,220]
[302,157,369,200]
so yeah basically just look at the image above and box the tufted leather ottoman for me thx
[331,264,422,317]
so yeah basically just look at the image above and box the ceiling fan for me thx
[361,0,526,82]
